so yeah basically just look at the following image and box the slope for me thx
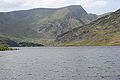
[54,9,120,46]
[0,5,98,39]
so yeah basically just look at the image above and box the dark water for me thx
[0,47,120,80]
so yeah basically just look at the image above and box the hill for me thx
[0,36,44,47]
[0,5,98,40]
[0,37,19,47]
[54,9,120,46]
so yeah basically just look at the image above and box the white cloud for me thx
[76,0,107,8]
[0,0,24,9]
[22,0,69,8]
[0,0,107,11]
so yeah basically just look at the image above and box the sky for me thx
[0,0,120,14]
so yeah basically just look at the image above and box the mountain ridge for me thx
[0,5,98,40]
[54,9,120,46]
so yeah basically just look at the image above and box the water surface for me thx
[0,46,120,80]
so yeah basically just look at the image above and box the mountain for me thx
[0,5,98,40]
[54,9,120,46]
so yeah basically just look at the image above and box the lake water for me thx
[0,46,120,80]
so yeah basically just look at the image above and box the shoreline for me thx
[0,45,18,51]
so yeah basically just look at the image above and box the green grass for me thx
[0,45,18,51]
[38,8,69,24]
[51,32,120,46]
[0,45,11,51]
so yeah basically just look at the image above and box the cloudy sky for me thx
[0,0,120,14]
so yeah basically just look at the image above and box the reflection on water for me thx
[0,46,120,80]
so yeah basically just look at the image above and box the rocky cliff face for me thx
[54,9,120,46]
[0,5,98,39]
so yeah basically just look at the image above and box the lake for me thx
[0,46,120,80]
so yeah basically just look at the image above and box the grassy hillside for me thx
[36,5,98,38]
[0,5,98,40]
[0,36,44,47]
[54,9,120,46]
